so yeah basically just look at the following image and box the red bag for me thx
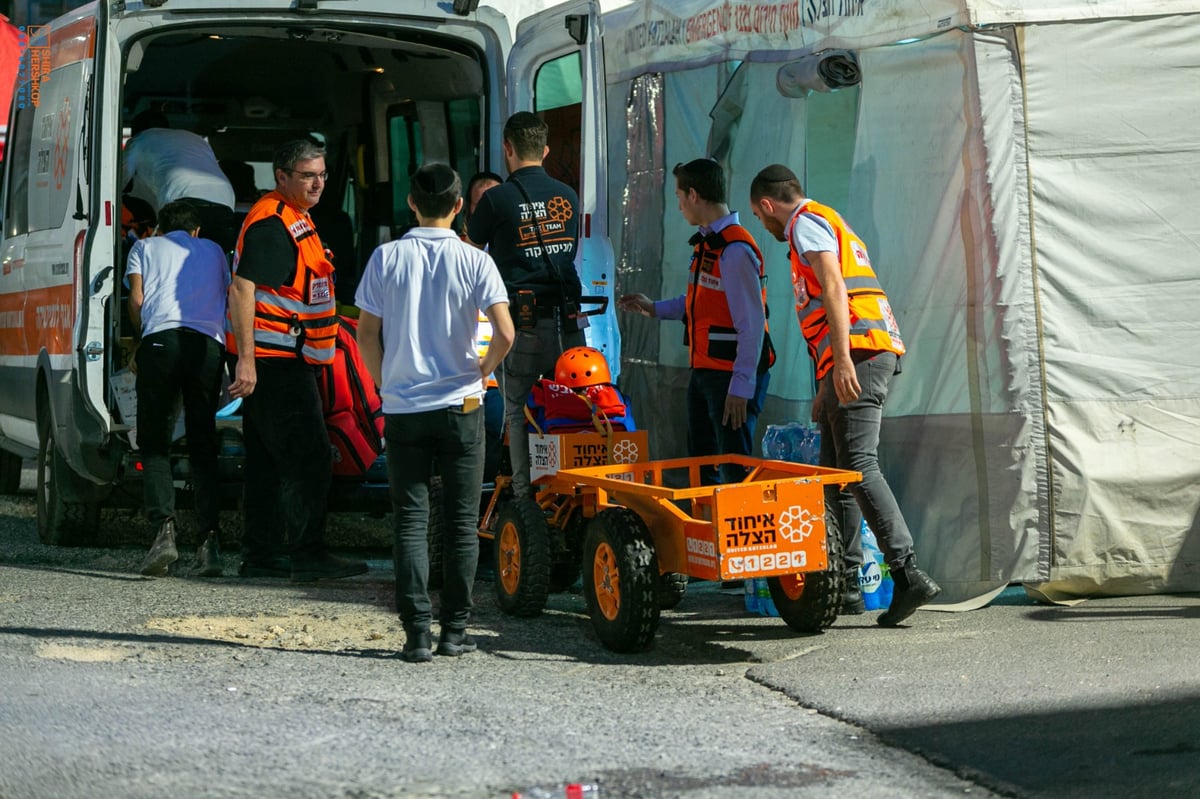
[317,316,385,476]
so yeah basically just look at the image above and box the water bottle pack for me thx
[761,421,820,465]
[743,577,779,617]
[858,520,893,610]
[746,422,819,618]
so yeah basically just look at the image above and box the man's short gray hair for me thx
[274,138,326,173]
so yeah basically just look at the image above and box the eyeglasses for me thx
[284,169,328,183]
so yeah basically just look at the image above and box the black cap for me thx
[412,163,458,195]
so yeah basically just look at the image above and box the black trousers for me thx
[240,357,332,563]
[385,405,485,634]
[135,328,224,533]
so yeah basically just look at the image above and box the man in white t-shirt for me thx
[123,110,237,253]
[356,163,514,663]
[126,200,230,578]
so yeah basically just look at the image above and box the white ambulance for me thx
[0,0,614,544]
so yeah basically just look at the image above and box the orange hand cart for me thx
[478,454,862,652]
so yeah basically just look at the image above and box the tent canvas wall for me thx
[595,0,1200,601]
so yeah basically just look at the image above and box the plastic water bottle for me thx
[511,783,600,799]
[859,521,894,611]
[743,579,760,614]
[744,577,779,617]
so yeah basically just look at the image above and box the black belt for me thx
[534,303,561,319]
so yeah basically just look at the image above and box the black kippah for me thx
[757,163,798,182]
[413,163,457,194]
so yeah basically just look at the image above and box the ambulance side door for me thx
[507,0,618,378]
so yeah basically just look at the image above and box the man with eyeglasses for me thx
[227,139,368,583]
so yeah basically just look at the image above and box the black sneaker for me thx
[290,552,369,583]
[401,630,433,663]
[878,561,941,627]
[140,519,178,577]
[238,556,292,579]
[436,629,478,657]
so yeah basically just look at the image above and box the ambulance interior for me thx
[117,22,583,317]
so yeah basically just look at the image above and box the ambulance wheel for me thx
[583,507,660,652]
[0,448,22,495]
[769,509,844,634]
[657,572,689,610]
[36,413,100,546]
[426,476,444,590]
[493,498,551,617]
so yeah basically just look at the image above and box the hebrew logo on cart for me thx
[720,503,824,577]
[529,431,648,482]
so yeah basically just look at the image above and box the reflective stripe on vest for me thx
[786,200,904,380]
[229,192,337,365]
[684,224,773,372]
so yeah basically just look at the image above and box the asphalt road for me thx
[1,484,1198,799]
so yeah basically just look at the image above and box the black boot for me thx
[878,558,941,627]
[140,519,178,577]
[842,567,865,615]
[191,531,223,578]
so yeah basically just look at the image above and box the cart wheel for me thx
[768,509,845,633]
[583,507,660,652]
[657,572,688,610]
[493,498,551,617]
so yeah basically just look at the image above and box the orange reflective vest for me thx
[786,200,904,380]
[229,192,337,365]
[684,224,774,373]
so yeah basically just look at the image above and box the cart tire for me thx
[583,507,660,652]
[426,476,444,590]
[657,572,688,610]
[493,497,551,617]
[768,509,845,633]
[36,413,101,547]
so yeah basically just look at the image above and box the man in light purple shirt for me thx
[618,158,772,484]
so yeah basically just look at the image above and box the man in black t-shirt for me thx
[467,112,586,499]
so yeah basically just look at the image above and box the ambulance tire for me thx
[0,448,22,495]
[768,509,844,634]
[657,572,689,610]
[426,476,444,591]
[36,415,100,547]
[583,507,660,653]
[493,498,551,617]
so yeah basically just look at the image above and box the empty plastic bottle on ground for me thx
[511,783,600,799]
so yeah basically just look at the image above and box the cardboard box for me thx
[529,430,649,483]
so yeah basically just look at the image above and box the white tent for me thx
[597,0,1200,601]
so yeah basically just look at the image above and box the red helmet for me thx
[555,346,612,389]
